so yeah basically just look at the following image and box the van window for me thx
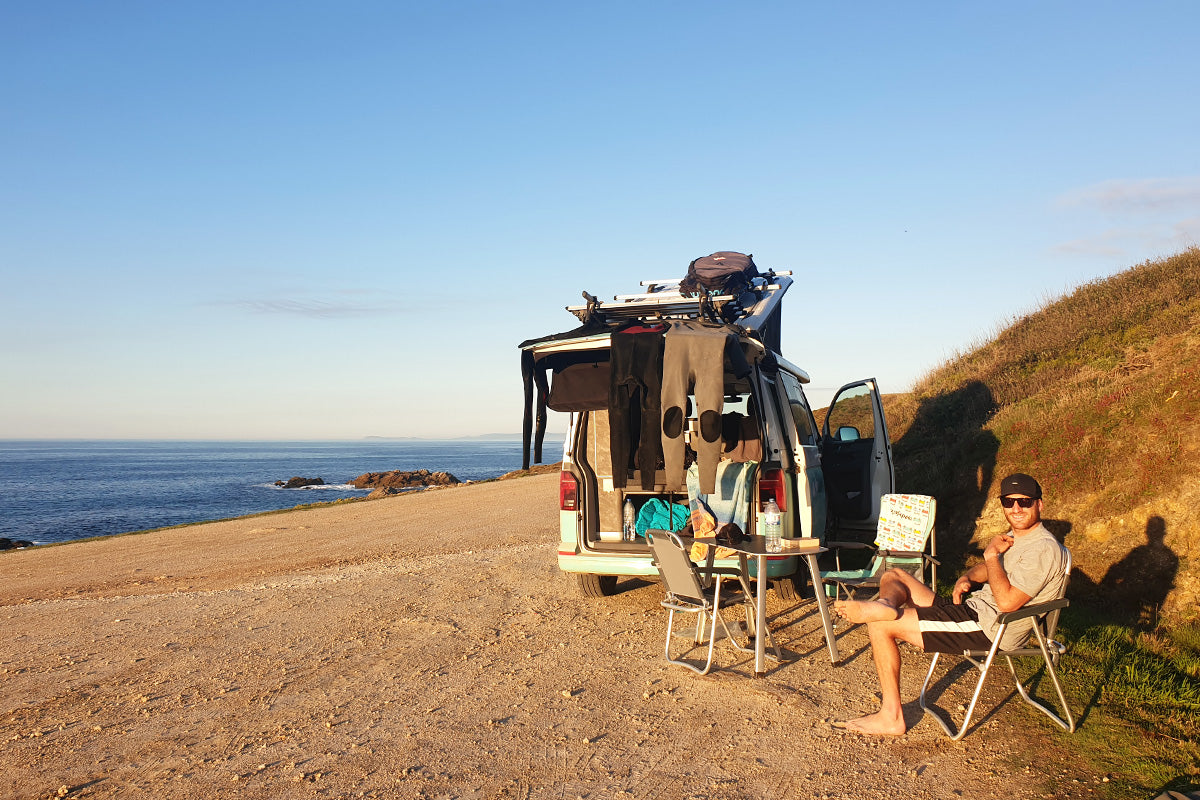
[779,372,818,447]
[825,384,877,441]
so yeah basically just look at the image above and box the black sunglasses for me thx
[1000,496,1037,509]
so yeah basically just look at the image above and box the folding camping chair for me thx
[821,493,939,600]
[919,549,1076,740]
[648,529,765,676]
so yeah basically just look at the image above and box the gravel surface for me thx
[0,474,1097,799]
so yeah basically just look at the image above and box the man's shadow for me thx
[1097,516,1178,630]
[1061,516,1179,727]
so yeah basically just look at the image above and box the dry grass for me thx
[885,247,1200,616]
[874,248,1200,796]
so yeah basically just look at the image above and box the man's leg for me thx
[879,567,938,608]
[844,608,924,736]
[834,568,936,623]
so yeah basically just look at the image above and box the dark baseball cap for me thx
[999,473,1042,499]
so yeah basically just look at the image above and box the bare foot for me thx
[833,599,901,624]
[843,711,907,736]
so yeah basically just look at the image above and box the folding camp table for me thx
[687,535,839,674]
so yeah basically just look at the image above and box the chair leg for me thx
[711,580,767,662]
[1004,627,1076,732]
[919,650,1000,741]
[663,607,684,666]
[728,577,781,662]
[665,575,729,676]
[698,610,718,675]
[663,607,719,676]
[716,608,751,653]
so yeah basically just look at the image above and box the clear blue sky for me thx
[3,2,1198,439]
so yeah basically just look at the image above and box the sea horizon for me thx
[0,439,564,547]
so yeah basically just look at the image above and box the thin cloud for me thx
[1052,219,1200,259]
[231,298,400,318]
[1052,237,1127,257]
[1171,215,1200,245]
[1058,176,1200,214]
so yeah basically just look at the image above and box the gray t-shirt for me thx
[966,523,1068,650]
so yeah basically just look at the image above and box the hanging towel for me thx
[687,460,759,561]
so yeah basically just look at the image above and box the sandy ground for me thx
[1,474,1100,800]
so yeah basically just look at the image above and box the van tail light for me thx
[759,468,787,511]
[559,471,579,511]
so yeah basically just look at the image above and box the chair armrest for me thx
[700,566,744,578]
[878,549,940,566]
[995,598,1068,625]
[825,541,874,551]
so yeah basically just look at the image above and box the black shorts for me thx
[917,597,994,654]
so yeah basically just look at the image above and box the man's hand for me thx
[952,575,973,604]
[984,532,1015,559]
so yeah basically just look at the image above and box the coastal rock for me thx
[275,477,326,489]
[349,469,461,490]
[0,538,34,550]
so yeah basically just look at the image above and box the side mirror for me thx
[835,426,860,442]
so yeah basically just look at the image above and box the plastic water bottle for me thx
[763,497,782,553]
[623,499,636,543]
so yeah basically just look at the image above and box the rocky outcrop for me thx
[365,487,405,500]
[275,477,326,489]
[0,538,34,550]
[349,470,461,490]
[497,462,562,480]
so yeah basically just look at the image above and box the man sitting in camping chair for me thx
[831,473,1068,736]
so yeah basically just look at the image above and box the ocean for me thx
[0,439,563,547]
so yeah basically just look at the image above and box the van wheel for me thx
[772,575,808,602]
[576,574,618,597]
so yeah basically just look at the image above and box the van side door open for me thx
[820,378,894,531]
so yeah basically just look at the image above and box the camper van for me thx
[519,261,893,599]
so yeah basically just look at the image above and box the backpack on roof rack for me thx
[679,251,760,297]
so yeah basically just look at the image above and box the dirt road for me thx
[1,474,1093,799]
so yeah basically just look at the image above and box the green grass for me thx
[1054,609,1200,797]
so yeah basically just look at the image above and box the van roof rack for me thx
[565,271,793,334]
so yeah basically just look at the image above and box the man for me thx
[832,473,1068,736]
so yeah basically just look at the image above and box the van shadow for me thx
[891,380,999,574]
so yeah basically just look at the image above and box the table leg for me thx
[754,553,767,677]
[805,553,841,664]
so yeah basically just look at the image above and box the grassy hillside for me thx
[874,248,1200,795]
[883,246,1200,625]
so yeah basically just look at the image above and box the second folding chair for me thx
[822,493,938,600]
[648,529,769,675]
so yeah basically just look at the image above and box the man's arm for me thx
[981,534,1032,612]
[952,561,988,603]
[952,534,1034,610]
